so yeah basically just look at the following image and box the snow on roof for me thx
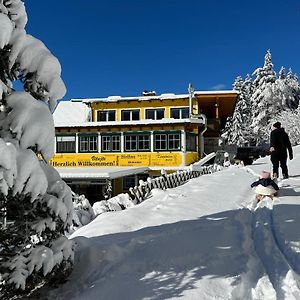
[55,117,204,128]
[80,94,188,103]
[57,166,149,180]
[71,90,238,104]
[194,90,239,95]
[53,100,91,126]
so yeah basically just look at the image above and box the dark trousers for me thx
[271,151,288,177]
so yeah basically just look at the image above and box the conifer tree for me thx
[223,52,300,147]
[286,68,300,109]
[0,1,74,298]
[222,75,252,146]
[279,66,286,80]
[239,74,253,144]
[272,66,299,110]
[250,50,279,145]
[225,77,246,145]
[269,108,300,146]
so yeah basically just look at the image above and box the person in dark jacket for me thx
[251,171,279,190]
[269,121,293,179]
[251,170,279,202]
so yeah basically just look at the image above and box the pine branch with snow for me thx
[0,1,74,298]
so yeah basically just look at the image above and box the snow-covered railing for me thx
[190,152,216,171]
[129,163,219,203]
[128,153,218,203]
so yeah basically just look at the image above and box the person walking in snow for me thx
[269,121,293,179]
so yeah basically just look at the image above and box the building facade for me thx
[51,90,238,202]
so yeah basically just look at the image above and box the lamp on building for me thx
[215,102,220,119]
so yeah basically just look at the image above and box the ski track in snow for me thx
[239,172,300,300]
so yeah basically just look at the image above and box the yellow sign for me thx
[50,152,183,167]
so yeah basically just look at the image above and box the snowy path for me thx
[49,148,300,300]
[252,202,300,299]
[241,156,300,299]
[237,195,300,300]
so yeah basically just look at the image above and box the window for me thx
[97,110,115,122]
[145,108,165,120]
[154,134,167,151]
[186,133,197,151]
[168,133,181,150]
[111,135,121,151]
[123,174,149,190]
[124,134,150,151]
[123,175,136,190]
[154,131,181,151]
[121,109,140,121]
[170,107,189,119]
[138,135,150,151]
[56,135,76,153]
[125,135,137,151]
[78,134,98,152]
[101,134,121,152]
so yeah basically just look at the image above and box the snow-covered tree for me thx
[278,66,286,80]
[222,76,245,145]
[269,109,300,146]
[233,75,243,91]
[0,1,74,298]
[244,74,254,98]
[221,116,232,144]
[250,50,279,145]
[286,68,300,109]
[272,66,299,110]
[222,51,300,147]
[222,75,252,146]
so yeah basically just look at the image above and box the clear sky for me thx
[24,0,300,100]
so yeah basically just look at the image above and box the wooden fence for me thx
[129,163,220,204]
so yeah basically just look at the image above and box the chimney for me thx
[142,90,156,96]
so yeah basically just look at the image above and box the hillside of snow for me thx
[50,146,300,300]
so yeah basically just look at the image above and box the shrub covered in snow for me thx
[0,1,73,298]
[93,193,134,216]
[72,192,95,228]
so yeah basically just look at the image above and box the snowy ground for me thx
[50,146,300,300]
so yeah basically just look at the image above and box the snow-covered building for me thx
[52,90,238,201]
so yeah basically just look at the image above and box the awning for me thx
[56,166,149,180]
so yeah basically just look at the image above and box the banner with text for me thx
[50,152,183,168]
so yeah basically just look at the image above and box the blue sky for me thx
[25,0,300,100]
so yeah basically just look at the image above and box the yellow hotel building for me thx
[52,89,238,201]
